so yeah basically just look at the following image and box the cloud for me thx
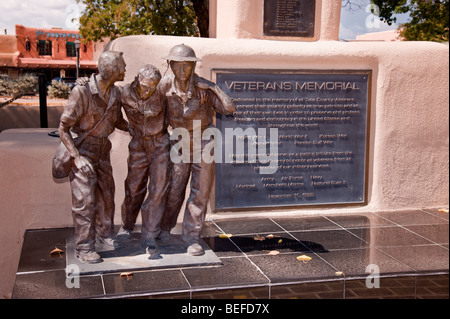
[0,0,84,34]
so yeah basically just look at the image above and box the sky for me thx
[0,0,410,40]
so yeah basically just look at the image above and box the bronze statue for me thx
[116,65,169,256]
[58,51,129,264]
[158,44,235,256]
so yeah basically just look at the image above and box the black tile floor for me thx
[12,209,449,299]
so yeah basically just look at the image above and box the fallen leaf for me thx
[266,234,279,239]
[50,247,64,258]
[120,272,133,280]
[439,208,449,213]
[219,233,233,238]
[268,250,280,256]
[335,271,344,276]
[296,255,312,263]
[278,239,283,244]
[254,235,265,241]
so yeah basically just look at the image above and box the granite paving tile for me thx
[289,228,370,252]
[200,236,246,257]
[102,269,191,297]
[314,248,416,278]
[247,252,338,284]
[270,215,341,232]
[181,256,269,289]
[323,213,397,229]
[213,218,284,235]
[421,208,449,221]
[377,245,449,273]
[17,228,73,272]
[402,224,449,245]
[375,210,448,226]
[228,232,312,255]
[12,270,104,299]
[346,226,434,247]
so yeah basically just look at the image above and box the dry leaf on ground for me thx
[268,250,280,256]
[120,272,133,280]
[296,255,312,263]
[50,247,64,258]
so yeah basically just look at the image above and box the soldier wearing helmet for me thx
[158,44,235,256]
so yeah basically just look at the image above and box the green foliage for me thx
[0,74,38,97]
[0,75,9,96]
[371,0,449,41]
[47,80,72,99]
[77,0,199,42]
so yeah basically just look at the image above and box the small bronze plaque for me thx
[214,70,371,210]
[264,0,316,37]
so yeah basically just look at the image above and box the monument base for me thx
[66,232,221,276]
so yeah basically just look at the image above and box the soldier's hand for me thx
[74,155,95,178]
[75,77,89,87]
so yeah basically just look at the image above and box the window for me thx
[38,40,52,55]
[66,42,76,57]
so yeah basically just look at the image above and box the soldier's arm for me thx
[58,87,82,158]
[58,87,94,177]
[196,75,235,115]
[115,85,129,132]
[115,113,129,132]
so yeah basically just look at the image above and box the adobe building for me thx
[0,0,448,298]
[0,25,97,80]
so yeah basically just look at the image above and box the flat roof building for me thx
[0,24,97,80]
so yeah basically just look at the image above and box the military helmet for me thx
[163,44,201,62]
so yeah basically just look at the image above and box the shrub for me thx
[47,79,72,99]
[0,73,38,97]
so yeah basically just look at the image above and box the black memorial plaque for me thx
[215,70,370,210]
[264,0,316,37]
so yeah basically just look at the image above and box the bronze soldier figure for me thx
[116,64,169,255]
[158,44,235,256]
[58,51,129,264]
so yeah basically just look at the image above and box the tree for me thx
[370,0,449,42]
[342,0,366,11]
[191,0,209,37]
[0,74,38,108]
[77,0,203,42]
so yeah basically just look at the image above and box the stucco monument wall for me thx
[107,34,449,216]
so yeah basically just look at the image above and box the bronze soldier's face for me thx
[170,61,195,82]
[137,77,159,100]
[115,58,127,82]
